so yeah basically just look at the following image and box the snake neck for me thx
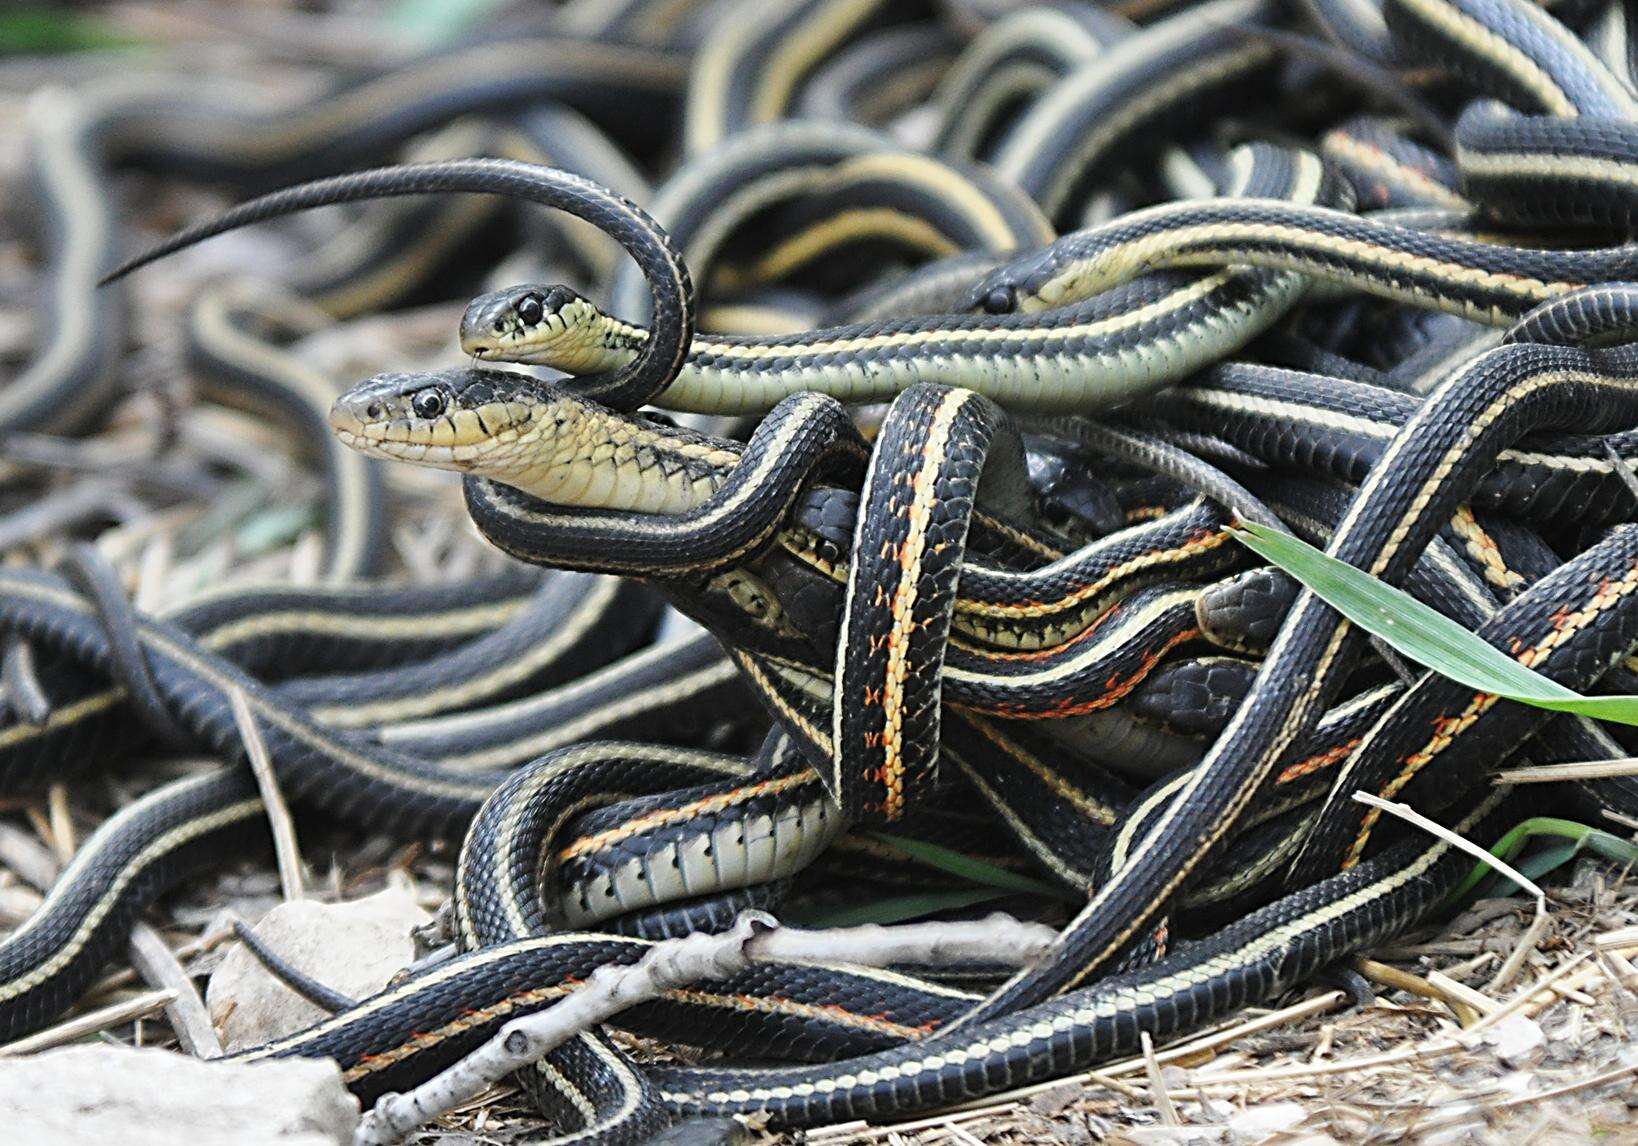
[532,308,651,375]
[499,400,741,514]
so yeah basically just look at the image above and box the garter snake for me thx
[107,146,1331,415]
[24,0,1638,1138]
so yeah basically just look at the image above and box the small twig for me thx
[1354,957,1481,1026]
[127,923,221,1057]
[1140,1031,1181,1126]
[1594,923,1638,951]
[0,821,62,891]
[227,687,305,901]
[0,989,178,1055]
[1352,793,1551,992]
[356,912,1058,1145]
[46,784,75,865]
[1493,757,1638,783]
[1489,906,1551,992]
[1604,440,1638,505]
[1352,793,1546,902]
[1465,954,1591,1034]
[0,814,214,1052]
[946,989,1349,1116]
[1491,1059,1638,1110]
[1602,807,1638,831]
[1425,970,1499,1017]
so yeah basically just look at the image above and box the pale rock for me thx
[0,1045,357,1145]
[1225,1100,1309,1138]
[1481,1014,1546,1066]
[210,887,431,1050]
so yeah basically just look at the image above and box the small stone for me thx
[209,887,431,1050]
[1226,1101,1308,1137]
[1482,1014,1547,1066]
[0,1045,357,1145]
[1029,1081,1084,1117]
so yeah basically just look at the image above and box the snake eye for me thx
[982,285,1017,315]
[515,293,545,325]
[410,389,447,419]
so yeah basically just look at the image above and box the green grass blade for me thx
[2,8,147,54]
[786,888,1008,928]
[1445,817,1638,904]
[1232,521,1638,725]
[866,833,1069,898]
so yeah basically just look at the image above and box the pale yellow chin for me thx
[463,336,584,369]
[332,423,495,470]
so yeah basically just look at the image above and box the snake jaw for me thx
[329,369,544,475]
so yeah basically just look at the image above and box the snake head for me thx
[459,284,640,374]
[329,368,546,472]
[967,245,1072,315]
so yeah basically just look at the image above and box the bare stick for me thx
[1352,793,1550,992]
[46,784,75,864]
[1351,793,1545,903]
[127,923,222,1057]
[0,821,62,891]
[228,687,305,901]
[0,989,178,1055]
[356,912,1058,1145]
[1494,757,1638,783]
[1139,1031,1181,1126]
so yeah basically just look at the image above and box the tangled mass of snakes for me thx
[10,0,1638,1138]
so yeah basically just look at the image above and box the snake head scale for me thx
[459,284,646,375]
[331,367,736,514]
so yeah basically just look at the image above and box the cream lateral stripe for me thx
[197,598,526,647]
[750,0,883,126]
[1110,773,1188,871]
[1179,389,1395,440]
[964,716,1120,824]
[560,772,821,859]
[309,577,622,725]
[125,42,682,164]
[1393,0,1579,116]
[878,391,971,817]
[996,0,1264,185]
[396,638,721,735]
[1323,133,1470,208]
[1460,147,1638,189]
[1186,386,1619,474]
[433,662,742,772]
[941,589,1198,691]
[700,268,1242,359]
[944,753,1094,888]
[738,210,961,284]
[1040,609,1354,991]
[0,691,122,751]
[9,94,101,426]
[1093,221,1566,308]
[191,292,373,583]
[240,933,652,1056]
[2,577,494,801]
[1038,45,1274,214]
[0,789,264,1000]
